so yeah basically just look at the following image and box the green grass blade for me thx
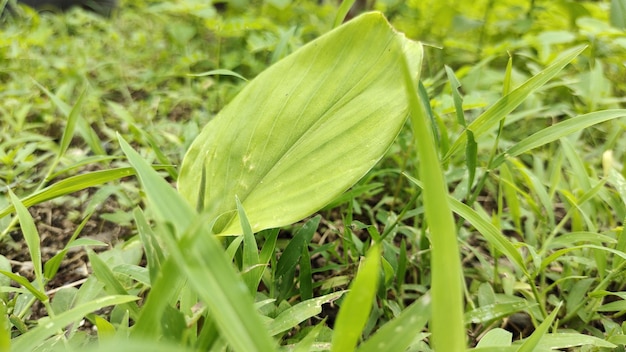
[0,270,47,302]
[402,59,465,350]
[131,258,185,338]
[44,89,86,183]
[8,189,44,292]
[119,134,276,351]
[276,216,320,302]
[118,133,194,235]
[187,68,248,81]
[237,198,263,294]
[267,291,344,336]
[0,300,9,351]
[404,173,527,276]
[166,218,277,352]
[611,0,626,28]
[333,0,357,27]
[516,302,562,352]
[444,45,586,162]
[292,320,327,352]
[491,109,626,168]
[10,295,138,352]
[299,242,313,300]
[331,243,381,352]
[44,211,94,281]
[356,294,431,352]
[133,208,165,284]
[0,167,136,219]
[86,249,140,320]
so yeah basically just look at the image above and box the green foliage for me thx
[1,0,626,351]
[178,12,422,235]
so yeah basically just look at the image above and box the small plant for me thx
[2,1,626,351]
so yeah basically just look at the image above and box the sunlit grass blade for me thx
[0,300,8,351]
[536,333,616,350]
[356,293,431,352]
[465,301,535,325]
[131,258,185,337]
[331,243,381,352]
[118,133,193,235]
[267,291,344,336]
[0,167,136,219]
[237,198,263,294]
[8,189,44,293]
[10,295,139,352]
[444,45,586,162]
[491,109,626,168]
[0,270,46,302]
[334,0,357,27]
[86,249,140,320]
[402,57,465,351]
[187,69,248,81]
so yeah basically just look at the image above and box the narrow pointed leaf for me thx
[331,243,381,352]
[356,294,431,352]
[179,12,422,235]
[443,45,586,161]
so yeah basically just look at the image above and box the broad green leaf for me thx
[179,12,422,235]
[356,294,431,352]
[10,295,138,352]
[331,243,381,352]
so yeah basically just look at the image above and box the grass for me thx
[1,0,626,351]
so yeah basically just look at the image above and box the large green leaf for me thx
[178,12,422,235]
